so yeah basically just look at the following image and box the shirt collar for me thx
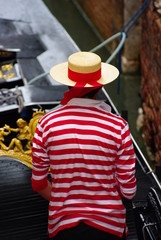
[67,98,111,112]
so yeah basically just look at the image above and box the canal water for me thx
[43,0,150,161]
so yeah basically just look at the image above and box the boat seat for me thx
[134,187,161,240]
[146,188,161,235]
[0,157,50,240]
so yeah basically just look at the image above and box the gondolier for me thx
[31,51,136,240]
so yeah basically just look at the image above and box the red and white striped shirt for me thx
[31,98,136,238]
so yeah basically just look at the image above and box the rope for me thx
[28,72,49,85]
[116,0,152,94]
[0,86,24,112]
[121,0,152,34]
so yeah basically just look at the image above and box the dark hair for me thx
[68,86,101,99]
[82,88,101,99]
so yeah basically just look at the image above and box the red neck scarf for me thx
[61,86,102,105]
[61,66,103,105]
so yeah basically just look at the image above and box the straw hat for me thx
[50,51,119,87]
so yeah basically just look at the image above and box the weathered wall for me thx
[77,0,161,168]
[121,0,142,73]
[141,0,161,167]
[77,0,123,50]
[77,0,141,72]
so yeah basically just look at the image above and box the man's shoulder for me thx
[104,111,128,128]
[38,105,65,124]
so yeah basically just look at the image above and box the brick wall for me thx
[121,0,142,72]
[141,1,161,166]
[77,0,161,167]
[77,0,142,72]
[77,0,123,50]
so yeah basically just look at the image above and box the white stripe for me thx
[50,199,122,207]
[32,166,49,172]
[120,186,136,195]
[42,108,123,126]
[32,142,47,153]
[49,143,117,154]
[51,163,114,171]
[84,213,125,223]
[35,124,43,133]
[117,145,134,155]
[52,172,114,180]
[48,216,123,234]
[33,132,42,142]
[119,154,136,160]
[47,115,121,131]
[117,163,135,169]
[117,171,135,177]
[122,134,131,145]
[32,173,48,180]
[32,143,42,149]
[122,123,129,133]
[44,124,121,140]
[50,153,114,161]
[48,217,86,234]
[47,133,120,149]
[116,177,135,184]
[52,181,114,189]
[92,219,124,233]
[51,189,119,198]
[32,161,49,167]
[32,151,48,159]
[49,206,126,216]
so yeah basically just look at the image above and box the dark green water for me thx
[43,0,149,161]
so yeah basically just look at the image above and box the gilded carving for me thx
[0,109,45,168]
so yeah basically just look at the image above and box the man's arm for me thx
[31,121,51,201]
[37,180,52,201]
[116,122,137,199]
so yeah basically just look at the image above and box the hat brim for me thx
[50,62,119,87]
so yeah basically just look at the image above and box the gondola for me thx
[0,1,161,240]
